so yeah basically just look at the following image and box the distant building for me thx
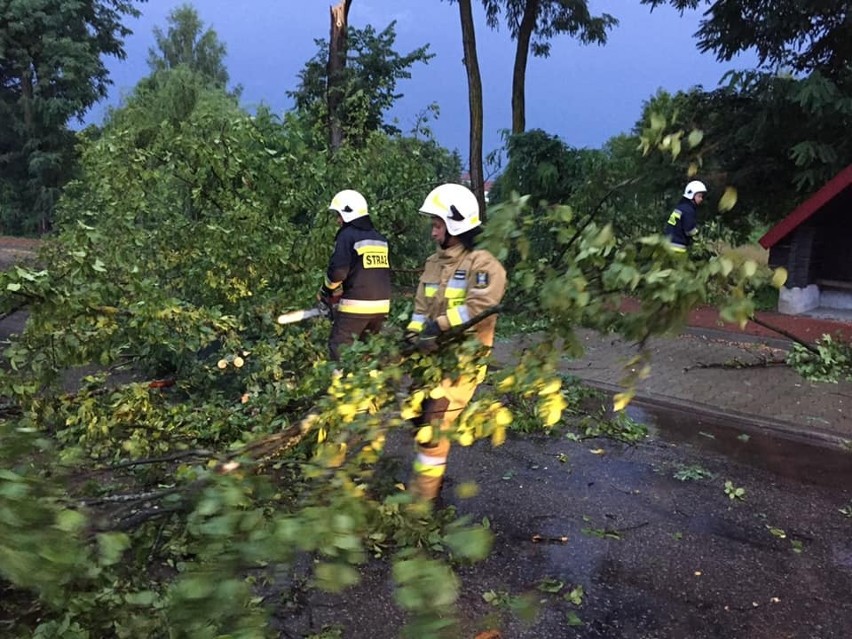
[759,165,852,315]
[459,172,496,204]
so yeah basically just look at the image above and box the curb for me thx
[682,326,793,351]
[582,379,851,452]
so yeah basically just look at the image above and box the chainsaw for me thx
[276,301,333,325]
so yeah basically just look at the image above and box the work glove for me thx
[317,285,342,309]
[415,319,442,354]
[403,330,419,345]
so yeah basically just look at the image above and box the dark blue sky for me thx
[87,0,755,160]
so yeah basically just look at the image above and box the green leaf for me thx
[564,585,584,605]
[567,611,584,627]
[56,509,86,533]
[97,532,130,565]
[125,590,158,606]
[314,563,360,593]
[537,577,564,593]
[687,129,704,148]
[444,526,492,561]
[177,576,215,600]
[718,187,738,212]
[767,527,786,539]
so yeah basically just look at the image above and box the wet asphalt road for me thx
[285,404,852,639]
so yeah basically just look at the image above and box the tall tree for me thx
[456,0,487,216]
[0,0,142,234]
[641,0,851,77]
[483,0,617,134]
[328,0,354,149]
[147,3,229,87]
[289,21,432,145]
[640,0,852,204]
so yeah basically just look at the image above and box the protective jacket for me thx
[407,243,506,346]
[325,217,391,316]
[405,242,506,502]
[664,199,698,251]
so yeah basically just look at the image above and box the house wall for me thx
[769,226,817,288]
[770,187,852,314]
[812,187,852,283]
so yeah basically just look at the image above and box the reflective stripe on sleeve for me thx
[666,210,681,226]
[445,282,467,300]
[407,313,426,332]
[447,305,471,327]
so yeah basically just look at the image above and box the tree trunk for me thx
[21,67,34,133]
[512,0,539,135]
[327,0,353,151]
[457,0,486,220]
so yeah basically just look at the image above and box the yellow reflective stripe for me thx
[476,364,487,383]
[407,313,426,332]
[424,284,438,298]
[337,299,390,314]
[354,240,388,252]
[666,210,681,226]
[444,287,466,299]
[355,243,389,269]
[670,245,687,253]
[413,453,447,477]
[447,305,471,327]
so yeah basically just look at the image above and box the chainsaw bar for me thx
[276,307,324,325]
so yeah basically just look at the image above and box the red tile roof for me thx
[459,173,495,191]
[759,164,852,249]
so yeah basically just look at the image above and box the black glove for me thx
[317,285,342,307]
[403,330,419,345]
[416,319,442,353]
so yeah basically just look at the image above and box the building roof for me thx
[459,172,495,191]
[759,164,852,249]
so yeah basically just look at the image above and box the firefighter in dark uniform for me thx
[664,180,707,253]
[319,189,392,361]
[405,183,507,502]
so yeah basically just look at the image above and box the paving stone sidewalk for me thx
[496,326,852,448]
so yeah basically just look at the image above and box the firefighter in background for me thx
[664,180,707,253]
[319,189,392,361]
[406,183,507,502]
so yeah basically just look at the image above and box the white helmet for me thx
[419,183,481,236]
[683,180,707,199]
[329,189,369,223]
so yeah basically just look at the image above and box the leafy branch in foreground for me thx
[0,95,787,637]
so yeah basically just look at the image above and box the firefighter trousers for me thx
[411,371,481,502]
[328,313,386,361]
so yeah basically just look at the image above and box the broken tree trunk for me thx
[327,0,353,151]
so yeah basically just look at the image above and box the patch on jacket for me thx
[453,270,466,281]
[474,271,489,288]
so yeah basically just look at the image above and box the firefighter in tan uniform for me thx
[406,183,507,502]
